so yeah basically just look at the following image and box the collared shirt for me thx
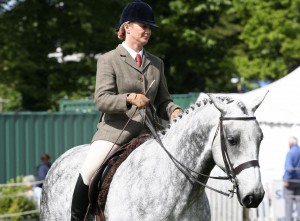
[283,145,300,181]
[122,41,143,61]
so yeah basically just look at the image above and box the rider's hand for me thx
[170,108,183,121]
[127,93,150,108]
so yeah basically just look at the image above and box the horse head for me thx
[208,92,268,208]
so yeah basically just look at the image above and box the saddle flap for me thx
[88,148,126,213]
[88,134,151,215]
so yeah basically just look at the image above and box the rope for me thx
[0,192,33,198]
[0,210,39,218]
[286,168,300,171]
[285,195,300,199]
[287,179,300,183]
[0,180,44,187]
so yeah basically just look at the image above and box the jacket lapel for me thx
[117,44,141,72]
[117,44,151,73]
[141,52,150,72]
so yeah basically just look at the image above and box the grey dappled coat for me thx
[91,44,181,145]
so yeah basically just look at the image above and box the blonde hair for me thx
[117,22,129,40]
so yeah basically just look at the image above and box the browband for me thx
[220,117,256,121]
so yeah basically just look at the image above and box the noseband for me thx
[145,111,260,197]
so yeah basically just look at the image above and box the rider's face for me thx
[125,22,152,47]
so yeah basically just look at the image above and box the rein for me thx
[144,112,259,198]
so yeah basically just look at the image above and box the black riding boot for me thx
[71,174,90,221]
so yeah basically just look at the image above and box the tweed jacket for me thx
[91,44,181,145]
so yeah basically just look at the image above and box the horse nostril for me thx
[242,193,264,208]
[243,195,254,207]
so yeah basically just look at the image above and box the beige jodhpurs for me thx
[80,140,120,185]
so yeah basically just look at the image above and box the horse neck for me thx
[161,103,219,179]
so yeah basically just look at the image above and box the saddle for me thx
[87,133,151,220]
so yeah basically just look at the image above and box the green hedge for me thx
[0,176,39,221]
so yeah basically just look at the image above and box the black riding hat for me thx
[118,0,159,30]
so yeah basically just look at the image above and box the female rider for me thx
[70,1,182,220]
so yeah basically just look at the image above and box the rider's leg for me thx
[70,140,120,221]
[71,174,89,221]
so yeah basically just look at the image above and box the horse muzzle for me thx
[239,186,265,208]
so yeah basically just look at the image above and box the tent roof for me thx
[242,66,300,124]
[198,66,300,125]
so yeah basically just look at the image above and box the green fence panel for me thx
[1,93,200,184]
[59,99,97,112]
[0,112,99,184]
[171,93,199,109]
[59,93,200,112]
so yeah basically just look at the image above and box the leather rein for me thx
[144,112,259,198]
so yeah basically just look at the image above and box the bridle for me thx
[144,112,260,198]
[215,116,260,196]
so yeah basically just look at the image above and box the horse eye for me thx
[227,137,237,146]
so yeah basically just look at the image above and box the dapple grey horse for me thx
[40,93,267,221]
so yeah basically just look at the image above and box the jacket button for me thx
[138,76,144,82]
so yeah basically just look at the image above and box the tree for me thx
[0,0,299,111]
[0,0,126,111]
[231,0,300,81]
[149,0,239,93]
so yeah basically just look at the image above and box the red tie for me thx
[135,54,142,67]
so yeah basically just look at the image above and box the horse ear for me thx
[207,93,227,115]
[249,90,269,113]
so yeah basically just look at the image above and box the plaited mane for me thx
[236,101,248,115]
[168,96,235,124]
[160,95,249,137]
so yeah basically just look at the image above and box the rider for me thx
[70,0,183,220]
